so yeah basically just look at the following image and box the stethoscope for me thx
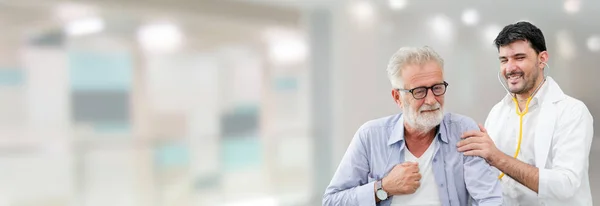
[496,62,548,179]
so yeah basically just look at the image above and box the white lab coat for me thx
[485,76,594,206]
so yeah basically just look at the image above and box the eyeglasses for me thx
[396,81,449,100]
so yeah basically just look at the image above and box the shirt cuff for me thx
[538,168,550,200]
[356,181,377,206]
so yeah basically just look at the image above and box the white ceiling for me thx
[0,0,303,49]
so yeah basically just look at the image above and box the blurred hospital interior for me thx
[0,0,598,205]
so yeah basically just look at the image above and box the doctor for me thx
[457,21,594,205]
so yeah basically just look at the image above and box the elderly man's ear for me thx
[391,89,403,108]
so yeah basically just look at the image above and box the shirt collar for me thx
[388,113,448,146]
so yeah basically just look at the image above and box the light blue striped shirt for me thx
[323,113,502,206]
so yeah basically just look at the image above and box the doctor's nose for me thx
[504,61,519,74]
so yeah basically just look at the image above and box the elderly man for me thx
[323,46,502,206]
[458,21,594,206]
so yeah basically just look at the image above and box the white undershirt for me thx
[390,140,441,206]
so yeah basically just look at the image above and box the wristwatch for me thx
[375,179,388,201]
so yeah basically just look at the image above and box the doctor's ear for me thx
[538,51,549,70]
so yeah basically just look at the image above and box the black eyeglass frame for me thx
[396,81,449,100]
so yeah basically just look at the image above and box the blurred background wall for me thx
[0,0,597,205]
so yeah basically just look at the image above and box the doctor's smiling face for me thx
[498,40,546,95]
[495,22,548,97]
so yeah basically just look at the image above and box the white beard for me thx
[403,99,444,134]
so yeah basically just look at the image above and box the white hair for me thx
[386,46,444,89]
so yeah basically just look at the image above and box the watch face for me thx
[376,189,388,200]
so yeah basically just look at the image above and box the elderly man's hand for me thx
[382,162,421,195]
[457,124,502,164]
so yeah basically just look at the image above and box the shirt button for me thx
[440,184,444,187]
[433,158,437,162]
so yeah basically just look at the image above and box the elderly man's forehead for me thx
[400,62,444,86]
[401,62,443,75]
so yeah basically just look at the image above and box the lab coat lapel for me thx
[534,77,564,168]
[534,102,556,168]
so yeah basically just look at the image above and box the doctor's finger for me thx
[477,124,488,133]
[463,149,485,157]
[461,130,484,138]
[456,137,484,147]
[457,143,484,152]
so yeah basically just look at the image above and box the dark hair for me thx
[494,21,547,54]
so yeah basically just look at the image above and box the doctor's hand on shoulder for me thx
[457,124,503,164]
[382,162,421,195]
